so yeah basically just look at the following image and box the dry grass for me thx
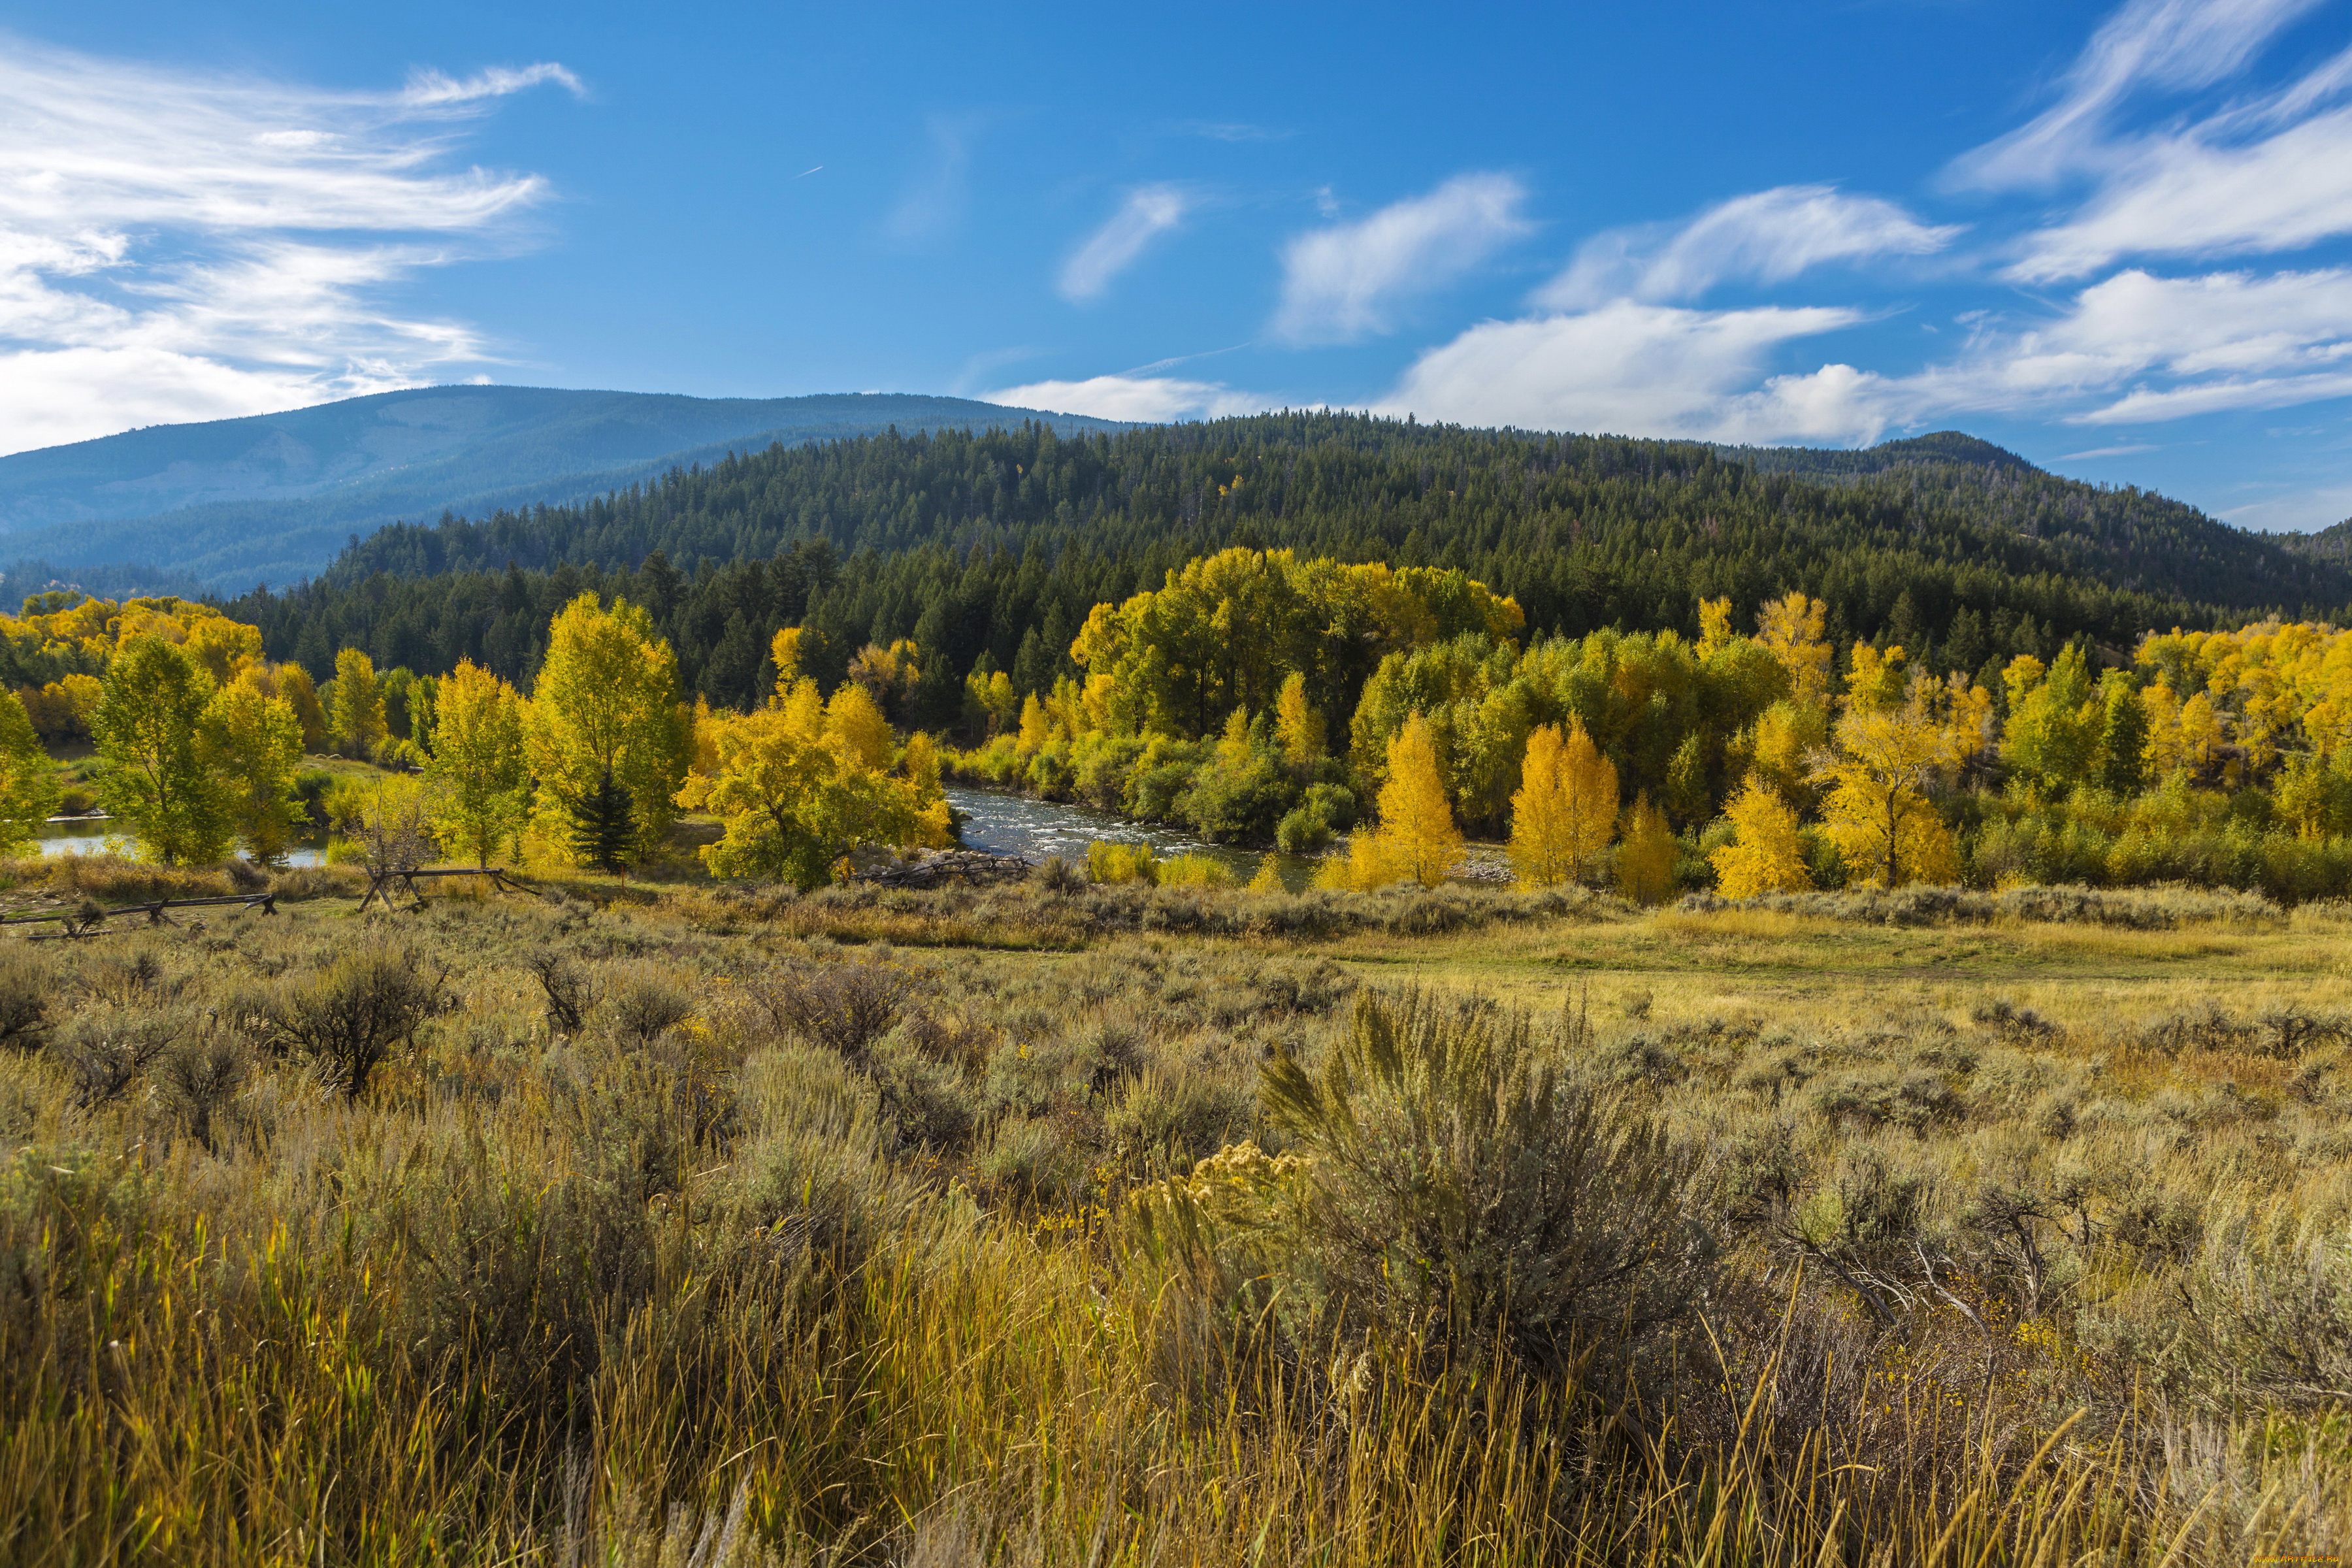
[1,881,2350,1561]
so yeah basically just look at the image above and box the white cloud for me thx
[1377,301,1892,444]
[2008,105,2352,280]
[0,35,572,453]
[1938,0,2352,280]
[983,374,1277,423]
[1950,0,2327,188]
[1271,172,1531,344]
[1896,268,2352,424]
[1538,186,1960,310]
[400,63,585,107]
[1058,185,1188,302]
[2058,442,2162,458]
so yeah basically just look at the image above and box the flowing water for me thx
[941,785,1512,890]
[943,785,1328,890]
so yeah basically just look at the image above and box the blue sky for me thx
[4,1,2352,530]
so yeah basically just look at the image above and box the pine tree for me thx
[571,768,636,873]
[331,647,388,759]
[1708,776,1813,898]
[1616,793,1677,906]
[2097,672,2149,795]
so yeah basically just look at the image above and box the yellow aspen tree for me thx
[95,638,229,866]
[331,647,387,759]
[1275,671,1323,769]
[203,679,304,866]
[1248,853,1282,892]
[1814,677,1964,889]
[1709,776,1814,898]
[1754,592,1831,705]
[1616,793,1678,906]
[1508,719,1617,887]
[1373,711,1462,888]
[2176,691,2225,777]
[1697,596,1734,659]
[1016,693,1051,757]
[525,593,691,867]
[769,627,806,692]
[274,663,328,751]
[1215,706,1252,771]
[425,659,530,867]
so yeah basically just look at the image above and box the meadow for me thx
[4,854,2351,1564]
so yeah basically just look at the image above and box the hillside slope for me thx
[0,386,1125,590]
[227,414,2352,714]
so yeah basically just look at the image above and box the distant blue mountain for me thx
[0,385,1124,593]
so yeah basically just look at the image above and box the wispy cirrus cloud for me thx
[1536,186,1960,310]
[1059,185,1189,302]
[0,35,575,453]
[1271,172,1531,344]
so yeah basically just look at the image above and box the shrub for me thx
[265,945,446,1096]
[1036,855,1085,893]
[525,952,602,1034]
[975,1115,1079,1203]
[749,961,907,1069]
[1087,840,1158,885]
[55,1007,181,1109]
[1157,853,1232,888]
[0,948,53,1053]
[1262,989,1714,1373]
[601,964,693,1046]
[154,1035,247,1151]
[1107,1069,1253,1168]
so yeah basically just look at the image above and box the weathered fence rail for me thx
[0,891,280,938]
[356,866,536,914]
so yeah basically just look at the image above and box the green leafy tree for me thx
[2097,670,2149,795]
[204,678,305,866]
[0,689,62,857]
[425,659,530,867]
[95,638,229,866]
[331,647,389,760]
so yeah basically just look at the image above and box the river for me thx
[941,785,1511,890]
[31,817,329,867]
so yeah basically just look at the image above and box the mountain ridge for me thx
[0,385,1128,591]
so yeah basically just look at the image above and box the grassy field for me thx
[3,858,2349,1563]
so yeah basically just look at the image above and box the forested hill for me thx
[221,412,2352,724]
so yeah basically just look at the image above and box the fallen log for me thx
[851,850,1032,889]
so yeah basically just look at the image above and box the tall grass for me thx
[1,889,2349,1561]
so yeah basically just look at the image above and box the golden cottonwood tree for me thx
[331,647,387,759]
[525,595,691,866]
[1507,719,1617,888]
[427,659,531,867]
[683,677,950,888]
[203,678,304,865]
[1709,776,1813,898]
